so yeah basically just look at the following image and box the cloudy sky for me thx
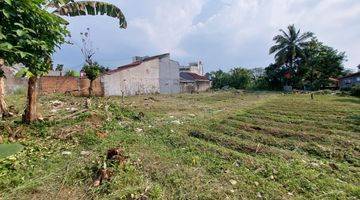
[53,0,360,72]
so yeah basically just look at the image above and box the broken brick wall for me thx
[38,76,104,96]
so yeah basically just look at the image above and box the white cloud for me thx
[130,0,206,56]
[54,0,360,71]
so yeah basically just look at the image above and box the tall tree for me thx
[302,39,346,90]
[1,0,127,123]
[1,0,68,122]
[229,68,252,89]
[269,25,314,87]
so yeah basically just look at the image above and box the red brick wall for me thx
[39,76,104,96]
[79,77,103,96]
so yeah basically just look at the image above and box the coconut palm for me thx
[269,25,313,70]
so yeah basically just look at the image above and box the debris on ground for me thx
[50,109,58,113]
[59,109,88,121]
[5,126,23,142]
[144,97,158,102]
[85,98,91,109]
[135,128,143,133]
[171,120,182,125]
[65,107,78,113]
[93,147,129,187]
[189,131,205,139]
[93,167,113,187]
[329,163,339,170]
[80,151,91,156]
[107,147,128,164]
[133,112,145,121]
[230,179,237,185]
[8,105,18,115]
[96,132,108,139]
[62,151,72,156]
[51,100,64,108]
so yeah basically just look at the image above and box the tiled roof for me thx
[180,72,210,82]
[106,53,170,75]
[338,72,360,80]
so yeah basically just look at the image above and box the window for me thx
[357,77,360,82]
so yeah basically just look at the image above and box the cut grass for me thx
[0,91,359,199]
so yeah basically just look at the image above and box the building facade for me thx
[102,53,180,96]
[338,72,360,89]
[180,72,211,93]
[179,61,204,75]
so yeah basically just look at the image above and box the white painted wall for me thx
[102,59,160,96]
[102,55,180,96]
[159,58,180,94]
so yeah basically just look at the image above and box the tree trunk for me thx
[0,58,9,118]
[89,79,94,97]
[23,76,38,123]
[0,77,9,118]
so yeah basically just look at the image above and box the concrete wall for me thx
[102,59,161,96]
[159,58,180,94]
[180,81,211,93]
[197,81,211,92]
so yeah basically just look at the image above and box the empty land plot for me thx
[0,92,359,199]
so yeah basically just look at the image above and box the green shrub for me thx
[350,85,360,97]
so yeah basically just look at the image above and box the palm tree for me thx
[269,25,313,71]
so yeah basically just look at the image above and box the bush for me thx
[350,85,360,97]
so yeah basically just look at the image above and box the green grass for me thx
[0,91,359,199]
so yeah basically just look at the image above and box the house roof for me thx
[338,72,360,80]
[180,72,210,82]
[106,53,170,75]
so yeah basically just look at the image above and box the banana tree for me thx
[50,0,127,29]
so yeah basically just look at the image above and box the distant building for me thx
[179,61,211,93]
[180,61,204,75]
[102,53,180,96]
[180,72,211,93]
[338,72,360,89]
[47,70,63,77]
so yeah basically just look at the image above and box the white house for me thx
[102,53,180,96]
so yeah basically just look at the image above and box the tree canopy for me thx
[265,25,346,90]
[0,0,69,76]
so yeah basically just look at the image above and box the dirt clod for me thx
[107,147,128,164]
[329,163,339,170]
